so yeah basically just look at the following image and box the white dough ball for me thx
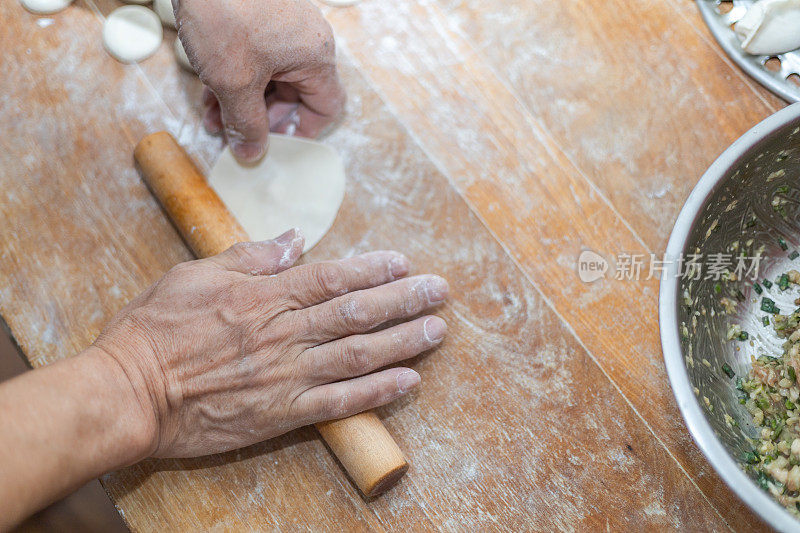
[173,38,194,72]
[20,0,73,15]
[102,6,163,64]
[153,0,176,28]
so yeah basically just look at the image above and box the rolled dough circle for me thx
[153,0,176,28]
[208,135,346,253]
[173,38,194,72]
[102,6,163,64]
[20,0,73,14]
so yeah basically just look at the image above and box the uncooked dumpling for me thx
[207,135,346,253]
[735,0,800,55]
[103,6,163,64]
[153,0,176,28]
[20,0,72,14]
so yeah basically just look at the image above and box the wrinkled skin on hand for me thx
[93,230,448,458]
[175,0,346,162]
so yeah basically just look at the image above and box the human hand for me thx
[175,0,346,162]
[93,229,448,458]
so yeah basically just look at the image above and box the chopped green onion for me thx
[762,297,780,314]
[739,331,750,341]
[764,279,774,289]
[773,419,785,440]
[722,363,735,379]
[755,283,764,294]
[791,251,799,260]
[790,366,797,382]
[786,399,796,410]
[779,274,790,291]
[763,316,771,327]
[744,451,760,464]
[779,238,789,251]
[778,185,790,194]
[714,282,722,294]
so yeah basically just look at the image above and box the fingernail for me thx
[424,276,449,304]
[423,316,446,343]
[273,228,299,246]
[388,253,409,278]
[231,140,265,162]
[396,370,420,393]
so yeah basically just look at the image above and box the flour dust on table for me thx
[208,135,346,253]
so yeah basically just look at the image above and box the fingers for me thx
[276,65,345,138]
[278,251,410,309]
[303,316,446,384]
[215,86,271,163]
[202,86,223,134]
[291,367,421,423]
[297,274,449,344]
[212,228,305,275]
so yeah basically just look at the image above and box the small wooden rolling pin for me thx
[134,132,408,498]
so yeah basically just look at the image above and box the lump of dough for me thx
[174,38,194,72]
[735,0,800,55]
[102,6,163,64]
[153,0,176,28]
[20,0,73,14]
[207,135,346,253]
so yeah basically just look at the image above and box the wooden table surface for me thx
[1,0,791,529]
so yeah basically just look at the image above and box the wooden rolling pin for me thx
[134,132,409,498]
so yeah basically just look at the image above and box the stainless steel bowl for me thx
[661,102,800,532]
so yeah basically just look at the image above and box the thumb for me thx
[212,228,305,275]
[216,86,270,163]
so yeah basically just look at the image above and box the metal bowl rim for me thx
[660,102,800,532]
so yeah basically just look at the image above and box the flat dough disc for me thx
[153,0,176,28]
[20,0,73,14]
[102,6,163,63]
[173,38,194,72]
[208,135,346,253]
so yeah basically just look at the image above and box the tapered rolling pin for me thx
[134,132,408,498]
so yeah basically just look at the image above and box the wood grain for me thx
[0,0,784,529]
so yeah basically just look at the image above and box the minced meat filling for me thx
[740,270,800,513]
